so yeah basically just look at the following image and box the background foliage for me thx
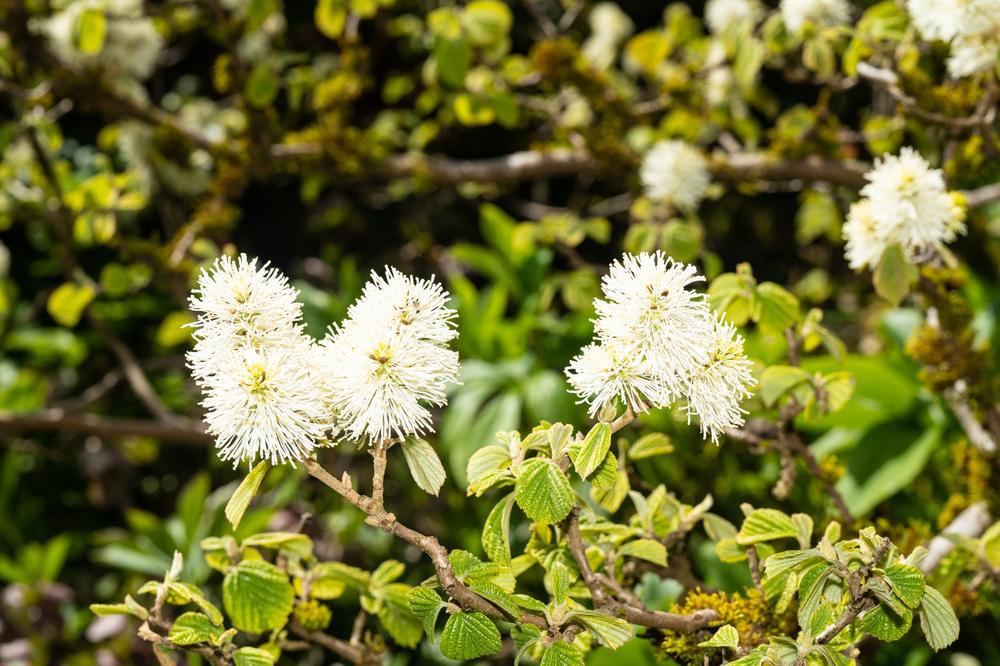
[1,0,999,664]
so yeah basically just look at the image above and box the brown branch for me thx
[302,458,544,628]
[565,507,718,632]
[711,152,869,189]
[814,537,890,645]
[290,621,380,666]
[371,442,389,511]
[963,182,1000,208]
[783,430,854,526]
[0,409,212,445]
[377,149,600,185]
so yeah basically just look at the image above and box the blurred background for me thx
[1,0,999,663]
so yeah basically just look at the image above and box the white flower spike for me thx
[639,140,712,212]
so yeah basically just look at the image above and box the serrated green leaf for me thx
[619,538,667,566]
[168,612,222,646]
[737,509,799,545]
[377,583,423,648]
[550,561,571,607]
[568,609,632,648]
[858,602,912,642]
[918,585,959,651]
[222,560,294,633]
[539,639,585,666]
[241,532,311,559]
[233,647,275,666]
[884,563,925,609]
[591,465,630,513]
[407,586,445,639]
[225,461,270,530]
[587,450,618,490]
[572,422,612,480]
[514,458,574,524]
[401,437,447,496]
[697,623,739,650]
[468,579,520,619]
[482,493,515,566]
[439,611,502,660]
[310,561,370,596]
[628,433,673,459]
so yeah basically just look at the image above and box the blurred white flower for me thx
[319,267,460,444]
[639,140,711,211]
[705,0,762,34]
[780,0,851,33]
[859,148,965,259]
[682,318,755,443]
[907,0,1000,77]
[35,0,163,84]
[582,2,634,69]
[565,341,668,416]
[201,342,328,466]
[595,252,714,392]
[843,199,887,271]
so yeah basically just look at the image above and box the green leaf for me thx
[74,8,107,55]
[539,639,585,666]
[568,609,632,648]
[918,585,959,651]
[482,493,515,565]
[225,461,270,530]
[587,450,618,490]
[628,433,673,459]
[466,444,512,496]
[550,561,571,606]
[439,611,502,660]
[246,64,279,109]
[47,282,95,328]
[514,458,574,524]
[737,509,799,545]
[314,0,347,38]
[222,560,294,633]
[619,538,667,566]
[310,561,370,596]
[571,422,612,480]
[884,563,925,609]
[407,586,445,640]
[168,612,222,646]
[371,560,405,588]
[434,36,471,89]
[461,0,513,46]
[468,580,520,618]
[858,602,912,642]
[752,282,800,335]
[591,465,630,513]
[377,583,423,648]
[873,245,916,306]
[980,520,1000,568]
[697,624,739,650]
[242,532,312,559]
[759,366,812,407]
[401,437,447,496]
[233,647,276,666]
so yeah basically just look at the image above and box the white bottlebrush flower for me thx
[319,267,460,444]
[594,252,714,395]
[582,2,634,69]
[565,341,669,417]
[705,0,762,35]
[843,199,887,271]
[201,342,328,466]
[681,318,755,443]
[187,254,303,362]
[780,0,851,33]
[319,322,459,444]
[347,267,457,344]
[35,0,163,82]
[859,147,965,258]
[639,140,712,211]
[907,0,1000,77]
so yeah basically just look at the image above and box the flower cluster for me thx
[187,257,459,466]
[780,0,851,34]
[317,268,459,443]
[565,252,755,443]
[639,140,711,212]
[843,148,965,271]
[187,255,328,467]
[907,0,1000,77]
